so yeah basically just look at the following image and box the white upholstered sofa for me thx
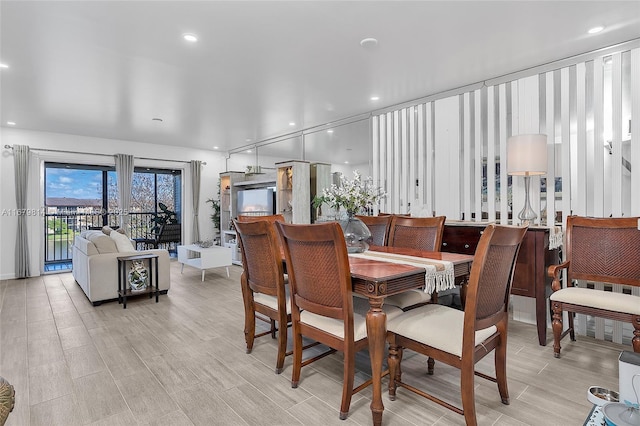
[72,229,171,305]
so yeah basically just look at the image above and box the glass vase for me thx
[339,214,372,253]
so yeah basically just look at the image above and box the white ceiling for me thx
[2,1,640,164]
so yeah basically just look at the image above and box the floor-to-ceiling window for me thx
[44,162,181,272]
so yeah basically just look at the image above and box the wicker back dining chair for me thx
[548,215,640,358]
[387,215,446,251]
[233,219,289,374]
[276,221,401,420]
[382,215,447,311]
[386,224,527,426]
[355,215,392,246]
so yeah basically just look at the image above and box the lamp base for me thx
[517,176,537,226]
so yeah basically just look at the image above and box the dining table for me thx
[350,245,474,426]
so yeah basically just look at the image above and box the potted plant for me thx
[206,198,221,231]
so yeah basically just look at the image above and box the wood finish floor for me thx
[0,260,626,425]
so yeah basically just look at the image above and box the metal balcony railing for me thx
[44,212,156,265]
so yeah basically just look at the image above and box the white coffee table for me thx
[177,244,232,281]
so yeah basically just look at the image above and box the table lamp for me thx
[507,134,547,225]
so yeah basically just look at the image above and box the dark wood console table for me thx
[117,253,160,309]
[442,223,559,346]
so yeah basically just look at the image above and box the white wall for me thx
[0,127,227,279]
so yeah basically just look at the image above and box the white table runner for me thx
[349,250,455,294]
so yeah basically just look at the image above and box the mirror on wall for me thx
[227,118,372,179]
[304,119,371,173]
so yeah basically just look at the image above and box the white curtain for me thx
[115,154,134,233]
[14,144,31,278]
[191,160,202,242]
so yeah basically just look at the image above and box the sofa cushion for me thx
[73,235,99,256]
[85,231,118,254]
[80,229,100,239]
[110,230,136,253]
[101,226,126,236]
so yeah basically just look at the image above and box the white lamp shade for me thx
[507,134,547,176]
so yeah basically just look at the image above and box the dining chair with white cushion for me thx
[384,215,447,311]
[386,224,527,426]
[233,218,290,374]
[276,221,403,420]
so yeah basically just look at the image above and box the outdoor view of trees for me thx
[107,171,179,214]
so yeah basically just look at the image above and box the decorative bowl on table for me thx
[588,386,620,406]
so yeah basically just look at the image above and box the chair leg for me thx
[427,357,435,375]
[339,347,356,420]
[270,319,277,339]
[387,341,402,401]
[495,329,510,405]
[241,285,255,354]
[291,322,303,388]
[568,311,576,341]
[460,359,478,426]
[275,317,287,375]
[551,301,563,358]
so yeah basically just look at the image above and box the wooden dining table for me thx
[351,246,474,426]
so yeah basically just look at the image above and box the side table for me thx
[177,244,232,281]
[117,253,160,309]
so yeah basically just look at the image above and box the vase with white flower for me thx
[313,170,386,253]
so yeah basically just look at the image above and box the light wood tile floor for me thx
[0,260,627,425]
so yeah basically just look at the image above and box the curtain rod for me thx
[3,145,206,165]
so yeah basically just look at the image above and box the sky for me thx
[45,168,108,199]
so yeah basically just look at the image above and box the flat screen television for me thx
[236,188,275,217]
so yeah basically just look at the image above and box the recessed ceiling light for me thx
[183,33,198,42]
[289,122,296,126]
[213,146,219,150]
[7,121,16,126]
[246,149,252,153]
[360,38,378,48]
[344,161,350,164]
[370,96,380,101]
[152,117,163,122]
[245,138,252,142]
[0,63,8,69]
[327,129,334,134]
[588,26,604,34]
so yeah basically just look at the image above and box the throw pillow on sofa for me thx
[83,230,118,254]
[110,230,136,253]
[101,226,126,236]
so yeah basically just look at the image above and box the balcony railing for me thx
[44,212,158,265]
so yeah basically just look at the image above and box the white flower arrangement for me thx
[314,170,386,216]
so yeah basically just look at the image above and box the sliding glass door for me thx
[44,162,181,271]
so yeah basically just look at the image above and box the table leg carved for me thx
[366,297,386,426]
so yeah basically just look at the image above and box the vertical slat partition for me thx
[370,46,637,347]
